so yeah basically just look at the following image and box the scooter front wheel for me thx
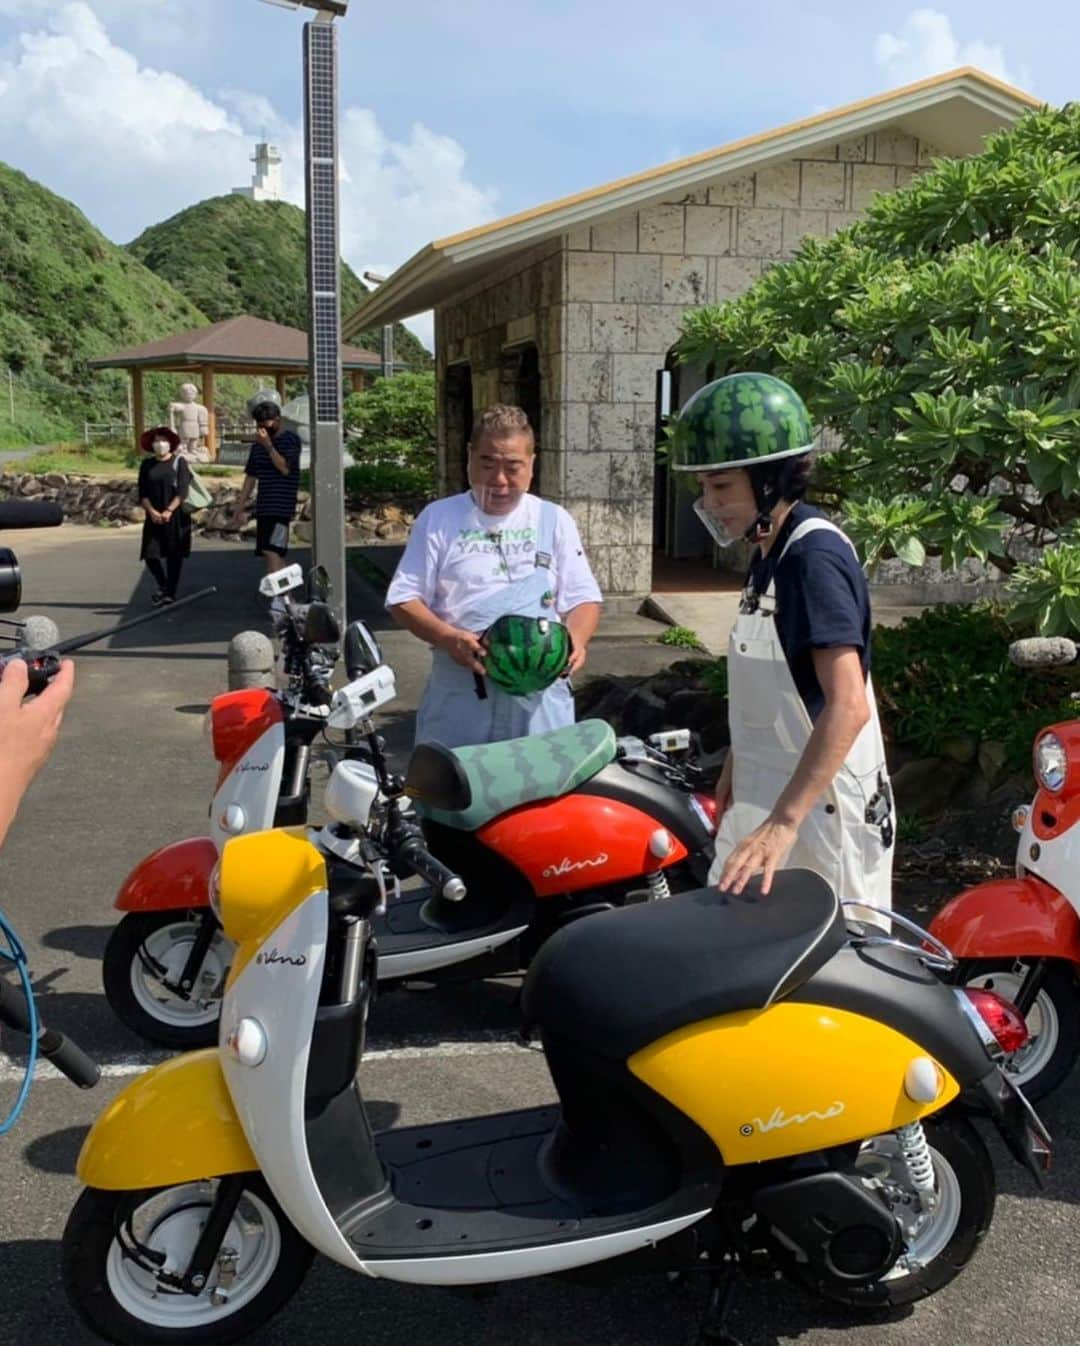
[62,1177,313,1346]
[103,912,232,1049]
[959,959,1080,1101]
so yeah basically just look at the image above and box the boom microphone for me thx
[21,615,61,651]
[0,500,63,530]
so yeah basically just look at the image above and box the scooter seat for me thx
[521,869,845,1060]
[417,718,617,832]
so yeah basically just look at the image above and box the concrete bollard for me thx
[227,630,276,691]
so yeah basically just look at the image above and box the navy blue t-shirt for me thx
[244,430,302,519]
[746,503,871,721]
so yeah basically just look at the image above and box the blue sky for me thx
[0,2,1070,345]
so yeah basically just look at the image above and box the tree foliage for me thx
[344,371,436,496]
[128,196,431,369]
[675,105,1080,633]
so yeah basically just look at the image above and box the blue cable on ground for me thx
[0,908,38,1134]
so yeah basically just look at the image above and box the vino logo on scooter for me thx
[256,947,307,968]
[739,1101,846,1137]
[542,852,609,879]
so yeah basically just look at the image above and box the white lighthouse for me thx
[232,143,283,203]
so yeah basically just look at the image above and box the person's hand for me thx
[716,816,797,896]
[255,426,273,449]
[440,627,486,675]
[564,643,588,677]
[0,657,75,803]
[232,503,248,526]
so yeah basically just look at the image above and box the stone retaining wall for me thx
[0,471,420,543]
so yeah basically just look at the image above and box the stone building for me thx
[344,68,1037,600]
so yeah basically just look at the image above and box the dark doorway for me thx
[653,351,714,560]
[445,362,473,493]
[500,342,543,489]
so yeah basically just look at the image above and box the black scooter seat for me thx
[522,869,845,1060]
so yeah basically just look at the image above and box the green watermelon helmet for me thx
[484,614,572,696]
[669,372,814,474]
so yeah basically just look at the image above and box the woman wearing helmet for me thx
[387,404,602,749]
[672,372,893,924]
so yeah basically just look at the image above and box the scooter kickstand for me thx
[697,1261,743,1346]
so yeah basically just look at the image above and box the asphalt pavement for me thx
[0,524,1077,1346]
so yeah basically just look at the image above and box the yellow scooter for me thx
[60,759,1050,1346]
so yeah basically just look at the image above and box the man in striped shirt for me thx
[233,399,303,574]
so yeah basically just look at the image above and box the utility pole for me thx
[260,0,350,625]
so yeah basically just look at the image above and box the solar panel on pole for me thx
[303,16,346,623]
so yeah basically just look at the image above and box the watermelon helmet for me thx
[670,372,816,539]
[483,614,572,697]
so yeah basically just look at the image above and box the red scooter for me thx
[931,633,1080,1100]
[103,567,717,1047]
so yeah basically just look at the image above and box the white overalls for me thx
[709,517,894,924]
[414,500,574,749]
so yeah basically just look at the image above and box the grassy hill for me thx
[127,195,431,369]
[0,162,209,445]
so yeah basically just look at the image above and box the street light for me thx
[363,270,394,381]
[260,0,350,15]
[258,0,349,624]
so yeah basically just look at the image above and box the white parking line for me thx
[0,1036,541,1084]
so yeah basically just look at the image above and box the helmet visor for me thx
[692,498,741,550]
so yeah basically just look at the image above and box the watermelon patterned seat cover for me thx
[420,719,617,832]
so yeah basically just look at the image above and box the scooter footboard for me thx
[77,1050,255,1190]
[114,836,217,912]
[930,875,1080,963]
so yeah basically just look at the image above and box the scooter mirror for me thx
[304,600,341,647]
[307,564,331,604]
[404,741,472,812]
[344,620,382,678]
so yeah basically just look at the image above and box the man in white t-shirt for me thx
[387,404,603,748]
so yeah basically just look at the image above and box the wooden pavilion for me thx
[89,314,384,459]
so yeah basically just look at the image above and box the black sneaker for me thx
[150,589,166,606]
[161,593,176,605]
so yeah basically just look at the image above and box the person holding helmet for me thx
[387,404,602,748]
[670,372,893,922]
[232,391,302,573]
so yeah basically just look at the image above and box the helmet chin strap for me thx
[745,469,782,543]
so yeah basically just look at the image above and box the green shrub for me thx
[659,625,704,650]
[872,603,1079,768]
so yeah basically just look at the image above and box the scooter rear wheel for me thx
[62,1177,313,1346]
[960,959,1080,1101]
[103,912,230,1049]
[787,1115,994,1309]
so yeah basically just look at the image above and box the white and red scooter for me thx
[931,634,1080,1100]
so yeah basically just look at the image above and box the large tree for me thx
[675,104,1080,634]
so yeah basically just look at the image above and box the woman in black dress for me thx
[137,427,191,605]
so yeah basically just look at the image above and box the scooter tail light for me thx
[963,988,1030,1056]
[691,791,718,835]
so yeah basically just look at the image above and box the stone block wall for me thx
[559,126,934,595]
[434,238,565,496]
[435,124,939,597]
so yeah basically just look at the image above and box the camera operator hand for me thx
[0,655,74,852]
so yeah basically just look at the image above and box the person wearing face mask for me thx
[387,404,603,749]
[670,373,893,925]
[137,426,191,606]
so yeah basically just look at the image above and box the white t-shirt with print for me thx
[386,492,602,629]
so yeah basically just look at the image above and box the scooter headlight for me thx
[208,859,223,921]
[1034,732,1068,794]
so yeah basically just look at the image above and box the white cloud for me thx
[874,8,1018,86]
[0,2,499,350]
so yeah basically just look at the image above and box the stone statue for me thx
[169,383,210,463]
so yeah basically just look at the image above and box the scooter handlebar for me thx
[0,978,100,1089]
[395,837,467,902]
